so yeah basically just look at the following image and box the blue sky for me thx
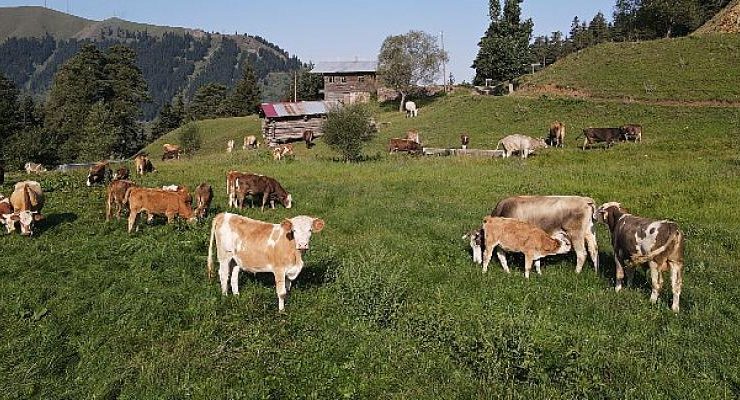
[1,0,615,82]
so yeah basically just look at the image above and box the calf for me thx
[460,133,470,150]
[3,181,45,236]
[162,149,180,161]
[548,121,566,148]
[622,124,643,143]
[24,162,47,174]
[106,179,136,221]
[405,129,420,144]
[235,174,292,210]
[124,187,196,233]
[113,166,130,181]
[134,154,156,175]
[478,216,572,278]
[226,140,235,153]
[243,135,259,150]
[303,130,314,149]
[388,138,422,154]
[207,213,325,311]
[86,161,111,186]
[405,101,418,117]
[578,128,625,150]
[194,182,213,219]
[496,134,548,158]
[597,202,684,312]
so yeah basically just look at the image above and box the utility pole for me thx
[441,30,447,92]
[294,71,298,102]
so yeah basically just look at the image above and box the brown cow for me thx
[460,133,470,150]
[86,161,111,187]
[194,182,213,219]
[207,213,325,311]
[597,202,684,312]
[303,130,315,149]
[578,128,626,150]
[106,179,137,221]
[227,170,252,208]
[478,216,572,278]
[234,174,292,210]
[243,135,259,150]
[3,181,45,236]
[125,187,197,233]
[405,129,421,144]
[622,124,643,143]
[0,195,13,231]
[548,121,566,148]
[272,144,294,160]
[388,138,422,154]
[162,143,181,154]
[113,166,130,181]
[161,185,192,206]
[162,150,181,161]
[134,154,156,175]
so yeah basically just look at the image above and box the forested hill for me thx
[0,6,303,120]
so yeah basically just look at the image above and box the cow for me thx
[113,166,130,181]
[496,134,548,158]
[476,216,572,278]
[226,140,235,153]
[194,182,213,219]
[134,154,156,175]
[105,179,136,221]
[226,170,248,208]
[0,195,13,231]
[462,228,484,265]
[162,150,181,161]
[460,133,470,150]
[206,213,325,311]
[234,174,292,211]
[578,127,626,150]
[622,124,643,143]
[124,187,197,233]
[24,162,47,174]
[404,101,418,117]
[86,161,111,187]
[303,130,315,149]
[243,135,259,150]
[405,129,421,144]
[597,202,684,312]
[162,143,181,154]
[272,144,294,160]
[161,185,192,206]
[3,181,45,236]
[388,138,422,154]
[548,121,566,148]
[491,196,599,273]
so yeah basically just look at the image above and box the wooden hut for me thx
[260,101,338,144]
[311,61,378,103]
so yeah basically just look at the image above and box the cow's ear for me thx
[312,218,325,232]
[281,219,293,232]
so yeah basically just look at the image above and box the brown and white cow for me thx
[24,162,47,174]
[597,202,684,312]
[86,161,111,186]
[124,187,196,233]
[243,135,259,150]
[162,144,181,161]
[194,182,213,219]
[388,138,422,154]
[476,216,572,278]
[548,121,566,148]
[405,129,421,144]
[226,170,252,208]
[272,144,294,160]
[578,128,626,150]
[460,133,470,150]
[491,196,599,273]
[0,194,13,231]
[234,174,292,210]
[134,154,156,175]
[113,166,130,181]
[496,134,548,158]
[622,124,643,143]
[303,130,315,149]
[106,179,137,221]
[207,213,325,311]
[3,181,45,235]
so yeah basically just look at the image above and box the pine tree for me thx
[589,12,611,44]
[188,83,227,120]
[225,61,261,117]
[0,73,20,159]
[104,44,149,156]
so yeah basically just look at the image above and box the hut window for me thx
[358,76,365,83]
[340,76,347,83]
[328,76,335,83]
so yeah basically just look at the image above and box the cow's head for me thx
[551,231,572,254]
[4,211,44,236]
[282,193,293,209]
[537,138,549,149]
[283,216,325,253]
[596,202,628,229]
[463,228,485,265]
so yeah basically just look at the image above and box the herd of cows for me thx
[0,120,683,313]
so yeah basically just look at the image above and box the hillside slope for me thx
[519,34,740,103]
[694,0,740,34]
[0,6,91,41]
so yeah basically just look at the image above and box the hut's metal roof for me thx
[260,101,338,118]
[311,61,378,74]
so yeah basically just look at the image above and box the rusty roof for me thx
[311,61,377,74]
[260,101,339,118]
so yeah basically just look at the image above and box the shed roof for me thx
[260,101,338,118]
[311,61,378,74]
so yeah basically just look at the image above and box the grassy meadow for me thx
[2,96,740,396]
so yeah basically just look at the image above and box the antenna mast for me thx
[441,31,447,92]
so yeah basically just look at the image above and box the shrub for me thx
[177,122,201,155]
[321,104,377,162]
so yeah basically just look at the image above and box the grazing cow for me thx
[578,127,625,150]
[597,202,684,312]
[388,138,422,154]
[124,187,196,233]
[207,213,325,311]
[194,182,213,219]
[404,101,418,117]
[303,130,315,149]
[492,196,599,273]
[227,140,235,153]
[134,154,156,175]
[113,166,130,181]
[86,161,111,187]
[162,150,181,161]
[24,162,47,174]
[460,133,470,150]
[477,217,572,278]
[548,121,566,148]
[405,129,421,144]
[496,134,548,158]
[106,179,136,221]
[235,174,292,211]
[272,144,294,160]
[243,135,259,150]
[162,143,181,154]
[462,228,484,264]
[3,181,45,236]
[622,124,643,143]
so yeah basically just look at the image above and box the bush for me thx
[321,104,377,162]
[177,122,201,155]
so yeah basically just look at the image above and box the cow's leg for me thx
[582,138,588,150]
[482,244,497,273]
[585,231,599,272]
[669,259,682,313]
[535,259,542,275]
[615,256,624,292]
[649,261,662,304]
[127,212,137,233]
[625,266,635,287]
[274,273,287,311]
[261,193,269,211]
[285,277,292,292]
[524,253,533,279]
[573,234,588,273]
[495,248,510,273]
[219,260,231,294]
[230,265,240,295]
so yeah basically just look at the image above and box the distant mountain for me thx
[0,6,303,120]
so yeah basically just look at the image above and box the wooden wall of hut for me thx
[262,117,326,143]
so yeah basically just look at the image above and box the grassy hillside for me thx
[0,6,92,42]
[2,93,739,398]
[520,34,740,103]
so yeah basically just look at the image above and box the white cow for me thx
[404,101,418,117]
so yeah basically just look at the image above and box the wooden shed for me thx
[311,61,378,104]
[260,101,338,144]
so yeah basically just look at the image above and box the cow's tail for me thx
[123,187,134,206]
[105,187,113,221]
[207,216,217,280]
[631,228,681,265]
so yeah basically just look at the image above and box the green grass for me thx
[521,34,740,103]
[2,93,740,398]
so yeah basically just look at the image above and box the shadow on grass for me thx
[35,212,78,236]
